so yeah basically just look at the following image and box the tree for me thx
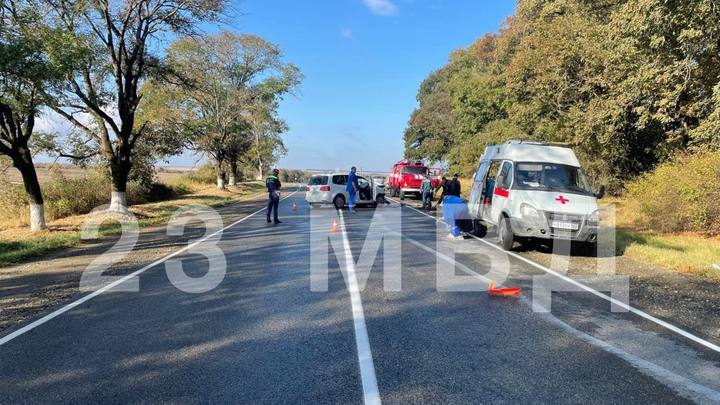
[403,65,457,162]
[159,32,301,188]
[46,0,226,210]
[0,0,81,230]
[404,0,720,189]
[244,99,289,180]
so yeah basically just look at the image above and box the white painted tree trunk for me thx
[29,203,47,232]
[216,177,225,189]
[228,176,237,186]
[109,191,128,212]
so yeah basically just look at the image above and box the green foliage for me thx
[405,0,720,185]
[627,153,720,234]
[153,31,301,177]
[186,163,218,184]
[278,169,309,183]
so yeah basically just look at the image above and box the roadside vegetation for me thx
[409,0,720,278]
[616,153,720,278]
[0,161,310,266]
[405,0,720,190]
[1,0,300,232]
[0,172,266,266]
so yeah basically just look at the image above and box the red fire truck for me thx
[387,159,441,200]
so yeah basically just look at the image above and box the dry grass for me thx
[1,163,189,187]
[603,197,720,278]
[0,181,266,265]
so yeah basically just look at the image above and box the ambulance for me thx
[468,140,605,252]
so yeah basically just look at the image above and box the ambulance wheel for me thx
[472,220,487,238]
[333,195,346,210]
[498,217,514,251]
[400,191,405,200]
[581,241,598,257]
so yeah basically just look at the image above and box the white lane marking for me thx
[0,189,300,347]
[337,210,382,405]
[388,198,720,354]
[536,302,720,403]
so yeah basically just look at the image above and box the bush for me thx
[187,164,217,184]
[627,152,720,234]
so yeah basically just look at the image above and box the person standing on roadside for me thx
[434,176,448,209]
[347,167,360,213]
[266,169,282,224]
[447,173,462,197]
[420,175,433,210]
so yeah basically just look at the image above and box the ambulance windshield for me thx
[515,163,593,195]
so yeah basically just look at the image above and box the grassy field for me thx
[609,197,720,279]
[1,164,190,186]
[0,181,266,266]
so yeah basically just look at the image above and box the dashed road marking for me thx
[337,209,382,405]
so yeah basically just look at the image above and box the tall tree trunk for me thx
[255,131,263,180]
[228,158,238,186]
[215,160,226,190]
[12,145,46,231]
[109,157,132,212]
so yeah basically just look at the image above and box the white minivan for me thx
[305,173,386,209]
[468,140,605,252]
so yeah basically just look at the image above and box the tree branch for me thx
[70,77,121,136]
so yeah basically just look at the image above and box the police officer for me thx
[266,169,282,224]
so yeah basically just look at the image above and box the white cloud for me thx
[340,27,353,39]
[362,0,398,16]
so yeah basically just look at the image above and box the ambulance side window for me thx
[496,161,513,189]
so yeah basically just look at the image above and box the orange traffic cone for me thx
[331,219,339,233]
[292,201,298,212]
[488,280,521,298]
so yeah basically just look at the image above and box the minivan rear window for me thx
[308,176,328,186]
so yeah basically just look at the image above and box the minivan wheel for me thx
[333,195,346,210]
[498,217,514,251]
[375,195,386,205]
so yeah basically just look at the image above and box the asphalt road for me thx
[1,190,719,404]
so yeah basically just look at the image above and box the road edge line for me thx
[388,197,720,354]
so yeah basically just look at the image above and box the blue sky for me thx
[166,0,516,171]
